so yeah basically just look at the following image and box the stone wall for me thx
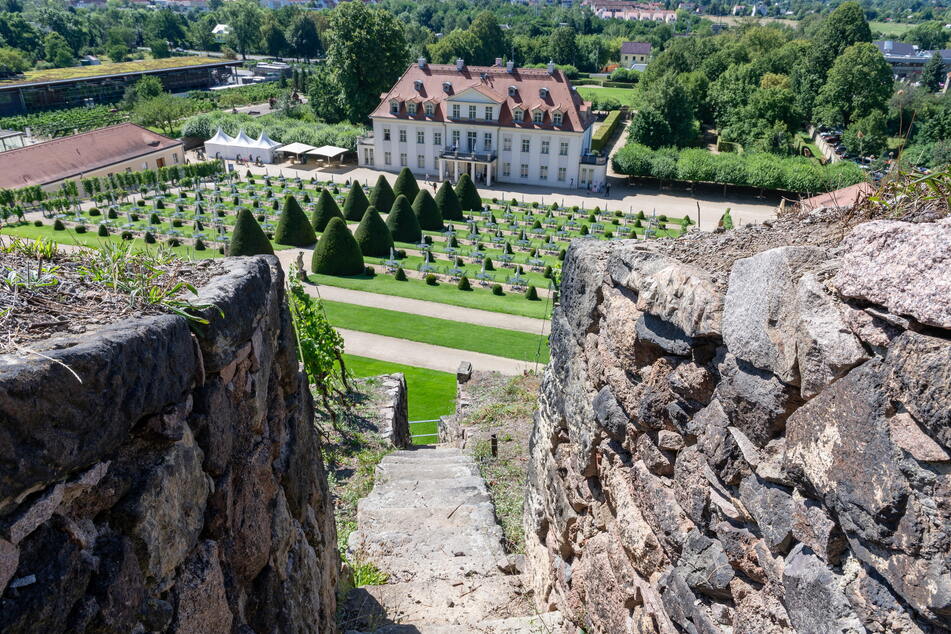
[0,256,338,633]
[524,218,951,632]
[374,373,410,448]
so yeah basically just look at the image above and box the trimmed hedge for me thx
[385,194,422,243]
[369,175,395,215]
[454,173,481,211]
[435,180,464,221]
[229,208,274,256]
[312,188,344,231]
[274,194,317,246]
[353,206,393,257]
[393,167,420,203]
[412,189,443,231]
[591,110,622,154]
[611,143,867,194]
[342,182,370,222]
[311,217,364,276]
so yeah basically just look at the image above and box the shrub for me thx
[580,225,589,235]
[272,199,280,210]
[369,175,395,215]
[172,219,183,228]
[525,285,539,300]
[412,190,443,231]
[256,214,265,223]
[75,225,87,234]
[385,195,422,243]
[342,181,379,222]
[275,195,317,247]
[393,167,420,202]
[364,265,375,276]
[150,213,160,224]
[130,213,139,221]
[435,181,464,221]
[394,267,407,281]
[97,224,109,237]
[89,208,101,217]
[156,199,165,209]
[532,219,542,229]
[720,208,734,230]
[491,283,504,296]
[605,230,614,238]
[483,257,494,271]
[312,188,345,231]
[53,219,65,231]
[591,110,621,153]
[120,231,133,240]
[425,273,438,286]
[107,209,118,220]
[137,199,146,207]
[454,173,482,211]
[543,265,553,279]
[457,275,472,291]
[168,237,181,247]
[33,220,43,227]
[353,206,394,257]
[144,231,156,243]
[311,217,364,275]
[229,208,275,256]
[194,238,206,250]
[558,248,566,261]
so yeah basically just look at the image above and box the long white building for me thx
[358,58,607,190]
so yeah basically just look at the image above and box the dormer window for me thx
[540,87,549,99]
[408,103,417,115]
[452,104,460,119]
[424,103,434,116]
[513,108,523,121]
[533,110,544,124]
[553,111,563,126]
[390,100,400,114]
[414,79,423,91]
[508,85,517,97]
[443,81,452,93]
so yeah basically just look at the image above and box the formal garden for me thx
[1,162,696,304]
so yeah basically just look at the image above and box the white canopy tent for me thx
[306,145,349,167]
[203,128,282,163]
[276,142,318,164]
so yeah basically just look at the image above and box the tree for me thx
[132,94,193,136]
[311,216,364,275]
[843,110,888,157]
[150,40,171,59]
[548,26,579,67]
[434,180,463,221]
[629,107,673,150]
[289,12,323,60]
[815,42,892,127]
[903,21,949,50]
[393,167,420,202]
[353,205,393,256]
[311,188,343,231]
[307,65,347,123]
[325,1,408,121]
[43,32,73,67]
[467,11,508,66]
[0,47,29,77]
[428,28,480,65]
[342,182,370,221]
[261,15,288,58]
[229,208,274,256]
[385,194,421,243]
[630,75,697,148]
[274,194,317,246]
[412,190,443,231]
[369,175,395,214]
[921,52,945,93]
[225,0,263,60]
[454,173,481,211]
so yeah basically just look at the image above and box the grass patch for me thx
[576,85,641,108]
[311,273,553,320]
[870,21,914,36]
[0,56,227,87]
[322,300,550,363]
[344,354,457,423]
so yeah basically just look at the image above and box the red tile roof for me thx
[798,181,873,211]
[0,123,182,190]
[371,63,595,133]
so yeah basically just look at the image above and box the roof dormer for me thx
[539,87,549,99]
[442,81,453,93]
[414,79,423,92]
[508,85,518,98]
[389,99,400,114]
[513,107,523,121]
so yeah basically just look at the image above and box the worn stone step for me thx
[380,453,476,467]
[375,461,480,483]
[372,476,487,494]
[358,484,490,512]
[357,502,498,534]
[342,577,532,629]
[344,611,567,634]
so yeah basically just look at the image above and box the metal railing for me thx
[440,146,497,162]
[580,152,607,165]
[409,419,441,443]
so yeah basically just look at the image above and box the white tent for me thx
[307,145,350,167]
[203,128,280,163]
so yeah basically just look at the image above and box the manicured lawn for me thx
[322,300,549,363]
[576,86,641,108]
[344,354,457,443]
[310,273,553,319]
[870,21,914,36]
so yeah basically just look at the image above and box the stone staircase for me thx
[342,447,565,634]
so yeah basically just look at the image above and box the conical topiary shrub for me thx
[342,182,370,222]
[435,181,464,221]
[229,208,274,256]
[412,190,443,231]
[385,195,422,243]
[393,167,420,203]
[454,173,481,211]
[311,217,364,276]
[312,188,344,231]
[369,175,395,215]
[353,206,393,257]
[274,194,317,247]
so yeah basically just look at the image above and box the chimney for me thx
[495,57,503,66]
[547,60,555,74]
[506,60,514,73]
[456,58,465,71]
[417,56,427,68]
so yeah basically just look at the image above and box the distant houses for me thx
[620,42,652,68]
[582,0,677,22]
[875,40,951,79]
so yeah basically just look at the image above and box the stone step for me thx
[371,476,487,495]
[379,453,477,467]
[344,611,566,634]
[342,577,533,629]
[358,484,490,512]
[375,461,481,483]
[357,503,498,534]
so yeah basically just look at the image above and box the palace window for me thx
[468,105,477,119]
[520,163,528,178]
[559,141,569,156]
[390,100,399,114]
[452,104,460,118]
[503,136,511,151]
[503,162,511,176]
[383,128,391,141]
[521,138,530,152]
[484,133,492,150]
[400,153,407,166]
[540,165,548,180]
[553,112,563,126]
[418,154,426,168]
[384,151,392,165]
[533,110,544,124]
[399,129,406,142]
[484,106,493,120]
[513,108,523,121]
[425,103,434,116]
[558,167,566,181]
[408,103,417,115]
[541,140,550,155]
[434,132,442,146]
[417,130,425,144]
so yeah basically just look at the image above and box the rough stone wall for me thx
[374,373,410,448]
[524,218,951,633]
[0,256,338,633]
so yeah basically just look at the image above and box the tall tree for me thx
[43,31,73,67]
[814,42,892,127]
[225,0,263,60]
[843,110,887,157]
[467,12,508,66]
[325,1,408,122]
[548,26,579,67]
[0,47,29,77]
[288,12,322,61]
[261,15,288,58]
[921,51,945,93]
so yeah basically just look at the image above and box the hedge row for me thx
[611,144,867,194]
[591,111,622,154]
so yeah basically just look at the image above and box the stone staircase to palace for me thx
[342,446,565,634]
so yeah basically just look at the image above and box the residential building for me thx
[0,123,183,192]
[212,24,232,41]
[358,58,607,190]
[582,0,676,22]
[620,41,652,67]
[874,40,951,79]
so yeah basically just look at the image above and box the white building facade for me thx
[359,59,607,190]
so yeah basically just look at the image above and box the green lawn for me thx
[344,354,457,443]
[310,273,553,319]
[576,86,641,108]
[870,21,914,36]
[322,300,550,363]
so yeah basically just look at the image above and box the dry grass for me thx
[0,56,228,87]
